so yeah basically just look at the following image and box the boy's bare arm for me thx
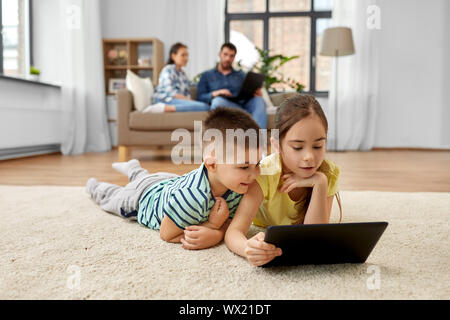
[160,216,184,243]
[177,216,227,246]
[160,196,229,245]
[200,197,229,230]
[179,197,230,250]
[181,218,232,250]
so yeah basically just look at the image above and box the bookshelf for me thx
[102,38,164,95]
[103,38,164,146]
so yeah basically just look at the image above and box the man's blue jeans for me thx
[168,99,210,112]
[210,96,267,129]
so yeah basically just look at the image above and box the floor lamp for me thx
[319,27,355,151]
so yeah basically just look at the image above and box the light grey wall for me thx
[0,79,62,149]
[442,0,450,148]
[31,0,62,84]
[374,0,449,148]
[100,0,166,39]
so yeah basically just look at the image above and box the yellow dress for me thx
[254,153,340,227]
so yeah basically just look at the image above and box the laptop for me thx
[222,72,265,102]
[261,222,388,267]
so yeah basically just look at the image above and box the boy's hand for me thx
[245,232,282,266]
[208,197,229,229]
[181,226,222,250]
[278,171,328,193]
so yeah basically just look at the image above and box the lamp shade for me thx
[320,27,355,57]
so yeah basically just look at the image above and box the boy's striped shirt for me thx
[137,163,243,230]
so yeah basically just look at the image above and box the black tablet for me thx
[227,72,265,102]
[262,221,388,267]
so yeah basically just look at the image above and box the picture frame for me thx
[108,78,126,94]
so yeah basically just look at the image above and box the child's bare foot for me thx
[112,159,140,176]
[208,197,229,229]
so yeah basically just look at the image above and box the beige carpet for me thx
[0,185,449,300]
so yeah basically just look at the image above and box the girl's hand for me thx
[181,225,222,250]
[278,171,328,193]
[245,232,282,266]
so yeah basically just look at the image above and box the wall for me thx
[31,0,63,84]
[441,0,450,148]
[374,0,449,148]
[0,0,63,160]
[0,78,62,154]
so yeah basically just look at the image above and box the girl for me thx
[145,42,209,113]
[224,94,343,266]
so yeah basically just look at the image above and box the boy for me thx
[86,107,263,250]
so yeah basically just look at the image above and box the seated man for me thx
[196,42,267,129]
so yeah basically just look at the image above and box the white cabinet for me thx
[106,95,118,120]
[108,121,118,147]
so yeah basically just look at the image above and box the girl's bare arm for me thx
[225,182,281,266]
[303,172,330,224]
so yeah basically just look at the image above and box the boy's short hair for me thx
[203,107,263,164]
[204,107,260,133]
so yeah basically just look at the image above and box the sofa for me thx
[116,87,295,161]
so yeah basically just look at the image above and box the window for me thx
[0,0,31,77]
[225,0,332,95]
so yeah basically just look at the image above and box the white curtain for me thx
[328,0,381,150]
[60,0,111,155]
[159,0,226,79]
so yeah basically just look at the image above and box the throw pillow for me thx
[125,70,154,111]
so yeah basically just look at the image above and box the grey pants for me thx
[86,167,179,220]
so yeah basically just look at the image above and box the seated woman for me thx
[145,42,209,113]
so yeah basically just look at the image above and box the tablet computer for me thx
[225,72,265,102]
[262,222,388,267]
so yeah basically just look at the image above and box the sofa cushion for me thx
[269,92,296,106]
[126,70,154,111]
[129,111,208,131]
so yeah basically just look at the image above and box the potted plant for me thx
[252,47,304,93]
[29,66,40,81]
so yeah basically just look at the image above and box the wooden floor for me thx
[1,147,450,192]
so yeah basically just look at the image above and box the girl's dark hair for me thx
[274,94,342,224]
[166,42,187,65]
